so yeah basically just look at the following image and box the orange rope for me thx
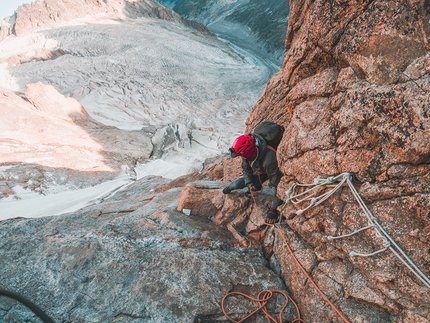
[275,224,351,323]
[245,186,349,322]
[221,289,306,323]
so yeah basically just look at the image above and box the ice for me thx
[0,13,279,221]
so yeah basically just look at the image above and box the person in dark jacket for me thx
[223,133,282,224]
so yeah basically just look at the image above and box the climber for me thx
[223,122,284,224]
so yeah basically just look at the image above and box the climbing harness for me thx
[267,145,277,153]
[0,288,56,323]
[281,172,430,289]
[221,289,306,323]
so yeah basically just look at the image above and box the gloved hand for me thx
[248,184,260,197]
[265,209,280,224]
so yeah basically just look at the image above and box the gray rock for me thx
[0,176,296,323]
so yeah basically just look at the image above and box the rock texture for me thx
[0,175,298,323]
[177,180,277,247]
[244,0,430,322]
[2,1,430,323]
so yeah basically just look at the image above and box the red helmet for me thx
[230,134,258,159]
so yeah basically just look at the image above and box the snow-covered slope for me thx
[0,1,278,219]
[2,18,268,130]
[158,0,290,63]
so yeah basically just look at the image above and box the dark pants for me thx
[227,173,282,210]
[228,173,269,191]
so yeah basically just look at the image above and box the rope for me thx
[221,289,306,323]
[345,177,430,288]
[349,247,388,257]
[283,173,430,289]
[274,225,351,323]
[0,288,56,323]
[327,224,374,240]
[285,173,349,206]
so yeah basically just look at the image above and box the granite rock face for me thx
[245,1,430,322]
[0,176,297,323]
[2,1,430,322]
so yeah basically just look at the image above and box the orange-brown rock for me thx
[177,181,226,218]
[245,1,430,322]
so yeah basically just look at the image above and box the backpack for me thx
[253,121,285,150]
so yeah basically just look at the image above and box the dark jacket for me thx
[241,133,282,188]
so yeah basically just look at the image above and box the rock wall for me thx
[2,1,430,322]
[246,1,430,322]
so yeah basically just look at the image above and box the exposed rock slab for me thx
[177,180,280,248]
[0,176,298,323]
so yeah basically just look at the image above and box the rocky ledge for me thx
[0,171,297,323]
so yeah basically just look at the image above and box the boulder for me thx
[177,180,226,218]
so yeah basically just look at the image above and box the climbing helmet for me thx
[229,134,258,159]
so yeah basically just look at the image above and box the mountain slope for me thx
[0,0,275,215]
[158,0,290,63]
[0,0,212,40]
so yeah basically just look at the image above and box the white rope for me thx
[290,176,348,215]
[327,225,374,240]
[350,247,388,257]
[389,246,430,288]
[312,177,348,206]
[283,173,430,289]
[345,177,430,288]
[287,183,325,202]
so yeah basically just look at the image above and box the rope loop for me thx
[281,173,430,289]
[221,289,306,323]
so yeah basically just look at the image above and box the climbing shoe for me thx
[265,209,280,224]
[222,186,232,194]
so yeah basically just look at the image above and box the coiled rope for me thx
[221,289,306,323]
[0,288,56,323]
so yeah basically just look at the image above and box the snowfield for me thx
[0,15,279,220]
